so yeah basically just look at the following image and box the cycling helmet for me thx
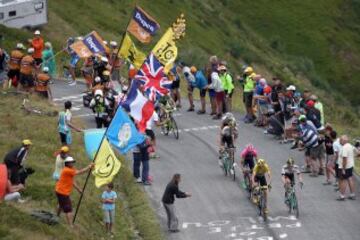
[245,144,255,153]
[258,159,266,166]
[16,43,24,49]
[43,67,49,73]
[94,89,103,97]
[287,158,295,166]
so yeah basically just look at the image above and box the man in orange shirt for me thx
[35,67,52,99]
[7,43,25,88]
[55,156,94,227]
[30,30,44,67]
[19,48,35,92]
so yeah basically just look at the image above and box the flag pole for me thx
[110,6,136,73]
[73,11,136,225]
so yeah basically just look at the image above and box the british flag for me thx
[134,53,172,102]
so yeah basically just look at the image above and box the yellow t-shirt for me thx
[253,163,270,176]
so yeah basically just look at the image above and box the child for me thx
[102,183,117,236]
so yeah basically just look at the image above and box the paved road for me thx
[51,80,360,240]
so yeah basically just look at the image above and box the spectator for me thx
[323,128,336,185]
[30,30,44,67]
[310,95,325,126]
[35,67,52,100]
[332,132,342,190]
[89,89,111,128]
[101,182,117,237]
[190,66,208,114]
[208,65,224,119]
[65,37,81,86]
[337,135,356,201]
[58,101,82,146]
[169,64,182,108]
[52,146,70,181]
[206,56,218,116]
[55,156,94,227]
[218,65,234,113]
[109,41,121,82]
[3,140,32,185]
[42,42,56,78]
[133,140,151,185]
[305,100,322,130]
[299,89,311,109]
[0,47,9,89]
[162,174,191,233]
[253,78,269,127]
[145,109,160,158]
[7,43,25,88]
[19,48,35,92]
[81,57,95,90]
[180,62,195,111]
[242,67,256,123]
[3,179,25,202]
[299,115,322,177]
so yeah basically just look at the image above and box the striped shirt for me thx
[301,124,319,148]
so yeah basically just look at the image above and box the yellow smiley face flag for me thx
[92,138,121,188]
[119,33,146,69]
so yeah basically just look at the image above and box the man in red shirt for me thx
[30,30,44,67]
[55,156,94,227]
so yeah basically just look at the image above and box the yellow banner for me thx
[119,33,146,69]
[92,138,121,188]
[152,28,178,73]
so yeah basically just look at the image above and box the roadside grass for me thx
[0,93,163,240]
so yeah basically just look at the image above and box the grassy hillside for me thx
[0,94,162,240]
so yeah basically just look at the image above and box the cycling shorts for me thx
[243,158,255,171]
[221,135,234,148]
[254,175,267,186]
[283,173,295,185]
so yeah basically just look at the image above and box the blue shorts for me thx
[208,89,216,98]
[69,55,80,68]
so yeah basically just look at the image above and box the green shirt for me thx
[314,102,324,126]
[220,73,234,93]
[244,75,255,92]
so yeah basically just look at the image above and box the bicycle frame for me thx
[286,184,299,218]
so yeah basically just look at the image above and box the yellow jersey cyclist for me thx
[281,158,303,204]
[252,159,272,212]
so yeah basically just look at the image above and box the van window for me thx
[0,13,4,20]
[9,11,16,17]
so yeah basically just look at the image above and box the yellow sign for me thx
[119,33,146,69]
[152,28,178,73]
[92,138,121,188]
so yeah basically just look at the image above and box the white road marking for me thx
[279,233,288,239]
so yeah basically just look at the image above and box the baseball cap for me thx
[64,156,75,163]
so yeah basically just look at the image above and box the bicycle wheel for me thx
[231,161,236,181]
[222,155,228,176]
[160,115,169,136]
[260,191,268,221]
[170,116,179,139]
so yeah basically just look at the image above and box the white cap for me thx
[28,48,34,54]
[76,36,83,41]
[16,43,24,49]
[103,41,108,45]
[101,56,108,63]
[110,41,117,47]
[43,67,49,72]
[122,85,129,92]
[34,30,41,35]
[94,89,103,97]
[286,85,296,91]
[94,76,101,83]
[64,156,75,163]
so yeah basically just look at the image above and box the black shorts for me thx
[19,73,35,87]
[171,80,180,89]
[7,69,20,79]
[335,163,339,178]
[187,85,194,93]
[59,132,67,144]
[305,148,311,157]
[200,89,207,98]
[339,167,353,180]
[145,129,155,141]
[255,175,267,186]
[243,158,255,170]
[56,192,72,213]
[283,173,295,185]
[243,92,253,108]
[221,135,234,148]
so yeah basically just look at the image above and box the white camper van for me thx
[0,0,48,29]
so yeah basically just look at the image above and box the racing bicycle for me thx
[242,166,253,199]
[253,185,269,221]
[285,183,302,218]
[159,106,179,139]
[220,147,236,181]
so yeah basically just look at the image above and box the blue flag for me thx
[84,128,106,160]
[106,107,146,154]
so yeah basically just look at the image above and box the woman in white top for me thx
[52,146,70,181]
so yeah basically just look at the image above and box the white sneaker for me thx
[218,160,223,167]
[135,178,142,183]
[18,198,26,203]
[230,169,234,175]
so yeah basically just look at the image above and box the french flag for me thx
[121,80,154,133]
